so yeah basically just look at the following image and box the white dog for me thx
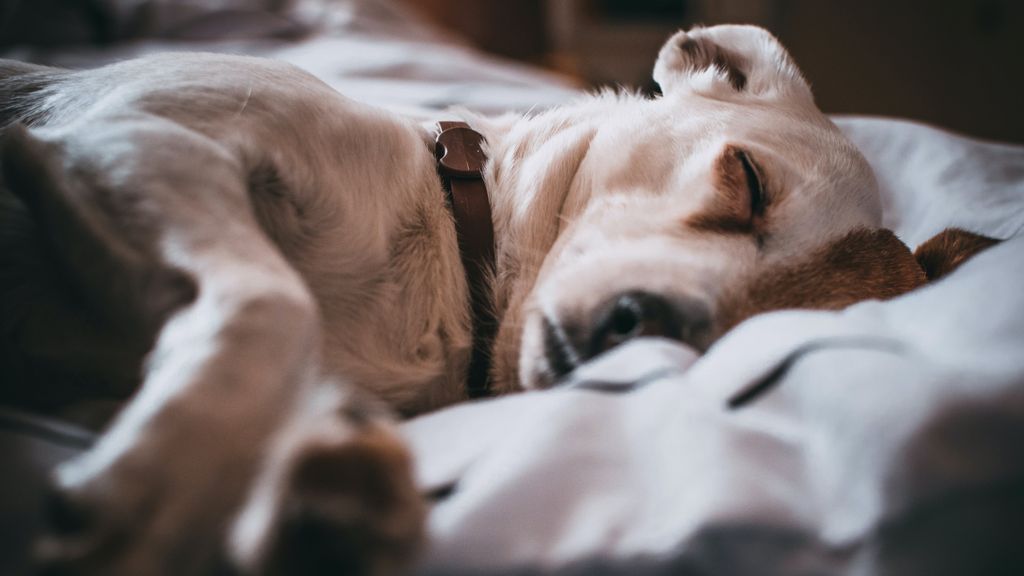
[0,25,991,576]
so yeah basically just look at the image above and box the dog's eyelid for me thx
[736,149,766,217]
[692,146,771,238]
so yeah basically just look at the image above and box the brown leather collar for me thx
[435,121,496,398]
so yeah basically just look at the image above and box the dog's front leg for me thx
[44,293,422,576]
[3,122,421,575]
[40,271,319,574]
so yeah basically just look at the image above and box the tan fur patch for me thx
[268,423,425,575]
[289,424,417,506]
[914,228,1000,281]
[719,228,927,334]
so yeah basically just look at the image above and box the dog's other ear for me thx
[653,25,811,101]
[914,228,1001,281]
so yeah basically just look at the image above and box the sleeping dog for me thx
[0,25,996,575]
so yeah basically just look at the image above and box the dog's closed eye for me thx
[736,149,766,220]
[689,145,767,236]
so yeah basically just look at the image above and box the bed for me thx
[2,1,1023,575]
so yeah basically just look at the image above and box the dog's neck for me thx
[448,103,610,392]
[434,121,496,398]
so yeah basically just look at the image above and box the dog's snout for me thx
[593,292,676,352]
[590,291,709,355]
[543,291,710,380]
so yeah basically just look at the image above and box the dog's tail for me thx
[0,59,64,128]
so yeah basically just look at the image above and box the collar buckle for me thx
[436,126,486,179]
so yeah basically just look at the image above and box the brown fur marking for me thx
[677,36,748,91]
[913,228,1000,281]
[719,228,927,335]
[266,423,425,575]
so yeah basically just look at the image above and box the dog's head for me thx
[493,25,927,390]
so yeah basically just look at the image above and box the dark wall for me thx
[767,0,1024,143]
[403,0,549,63]
[403,0,1024,144]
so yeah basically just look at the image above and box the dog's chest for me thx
[246,113,474,414]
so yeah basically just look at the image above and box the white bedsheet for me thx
[403,119,1024,574]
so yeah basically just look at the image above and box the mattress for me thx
[2,1,1022,575]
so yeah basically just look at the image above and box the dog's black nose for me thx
[543,291,710,379]
[588,291,709,356]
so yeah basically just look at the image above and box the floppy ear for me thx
[914,228,1001,281]
[653,25,811,100]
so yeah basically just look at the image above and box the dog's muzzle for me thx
[542,290,711,380]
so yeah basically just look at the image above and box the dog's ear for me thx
[653,25,811,100]
[914,228,1001,281]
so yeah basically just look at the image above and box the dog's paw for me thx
[262,425,424,576]
[34,416,258,575]
[36,482,233,575]
[231,391,425,576]
[35,488,220,576]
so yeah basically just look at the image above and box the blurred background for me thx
[0,0,1021,142]
[400,0,1024,143]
